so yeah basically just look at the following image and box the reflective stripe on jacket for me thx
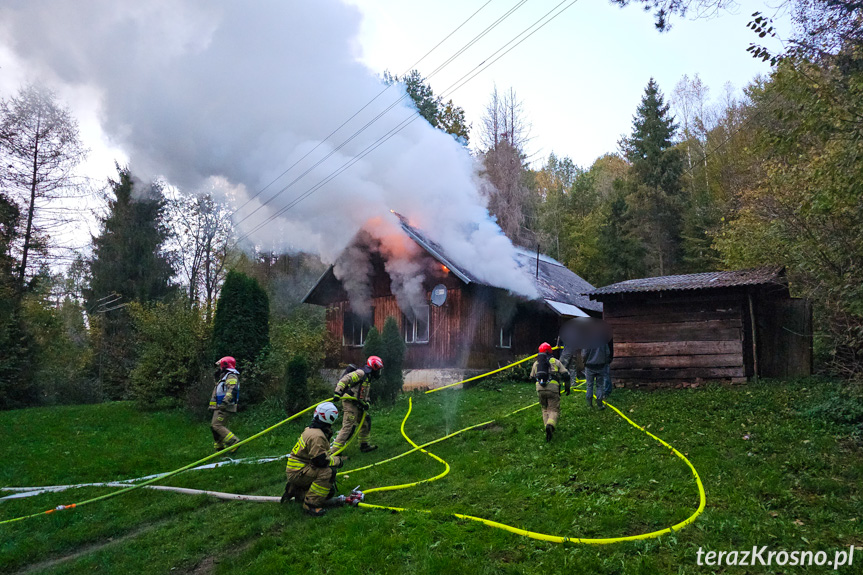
[334,368,371,402]
[209,369,240,411]
[286,427,342,470]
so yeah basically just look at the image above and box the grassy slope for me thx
[0,378,860,574]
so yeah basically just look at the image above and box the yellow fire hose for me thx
[1,352,706,546]
[354,392,707,544]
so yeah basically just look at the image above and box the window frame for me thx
[404,304,430,345]
[342,308,373,347]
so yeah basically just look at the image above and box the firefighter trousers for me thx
[210,409,239,449]
[284,465,336,508]
[330,400,370,454]
[537,388,560,429]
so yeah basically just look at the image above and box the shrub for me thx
[128,299,210,409]
[377,316,406,405]
[285,354,311,415]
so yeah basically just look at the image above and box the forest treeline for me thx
[0,0,860,411]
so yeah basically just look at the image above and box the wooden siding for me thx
[326,283,561,370]
[605,298,746,385]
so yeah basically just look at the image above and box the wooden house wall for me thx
[604,295,747,386]
[326,282,562,369]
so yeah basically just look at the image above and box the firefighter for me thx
[209,356,241,453]
[329,356,383,455]
[529,342,571,442]
[281,402,363,516]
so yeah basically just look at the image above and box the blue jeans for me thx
[585,365,611,404]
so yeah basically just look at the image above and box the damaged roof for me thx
[588,266,786,297]
[302,214,602,316]
[397,216,602,315]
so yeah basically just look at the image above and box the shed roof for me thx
[588,266,786,298]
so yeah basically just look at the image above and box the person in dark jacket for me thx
[582,343,612,409]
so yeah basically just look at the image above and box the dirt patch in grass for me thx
[15,516,175,575]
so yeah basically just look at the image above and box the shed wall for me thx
[604,297,747,386]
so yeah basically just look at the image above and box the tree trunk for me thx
[19,115,41,284]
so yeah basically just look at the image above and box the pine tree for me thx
[620,78,685,276]
[86,167,175,399]
[378,316,406,405]
[211,270,270,367]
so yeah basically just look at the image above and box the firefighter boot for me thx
[303,503,326,517]
[545,424,554,442]
[360,443,378,453]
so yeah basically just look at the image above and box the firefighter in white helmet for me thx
[329,355,383,455]
[281,402,362,516]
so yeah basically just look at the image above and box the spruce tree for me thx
[362,326,383,367]
[620,78,685,276]
[378,316,405,405]
[86,167,175,399]
[211,270,270,367]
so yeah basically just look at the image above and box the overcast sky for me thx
[0,0,788,264]
[0,0,787,184]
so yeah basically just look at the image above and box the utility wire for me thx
[231,0,498,218]
[236,0,579,243]
[233,0,528,229]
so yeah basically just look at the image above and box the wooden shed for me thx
[587,267,812,387]
[304,216,602,372]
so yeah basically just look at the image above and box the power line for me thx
[235,0,580,244]
[230,0,499,218]
[233,0,529,229]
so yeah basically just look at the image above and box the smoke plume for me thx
[0,0,539,303]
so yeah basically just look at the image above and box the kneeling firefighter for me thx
[530,342,571,442]
[281,402,364,516]
[329,355,383,455]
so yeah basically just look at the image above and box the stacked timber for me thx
[605,298,747,388]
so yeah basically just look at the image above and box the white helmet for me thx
[314,402,339,425]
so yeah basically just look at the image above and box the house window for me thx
[404,305,430,344]
[498,325,512,349]
[343,309,373,347]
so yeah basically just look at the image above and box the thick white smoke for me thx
[0,0,538,302]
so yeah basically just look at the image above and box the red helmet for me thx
[216,356,236,370]
[366,355,383,370]
[538,342,552,354]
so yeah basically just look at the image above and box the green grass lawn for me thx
[1,378,861,574]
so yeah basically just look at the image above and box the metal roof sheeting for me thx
[589,266,786,297]
[396,214,602,314]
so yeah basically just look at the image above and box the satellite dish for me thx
[430,284,447,307]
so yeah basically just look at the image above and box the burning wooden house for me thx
[587,267,812,388]
[303,215,601,385]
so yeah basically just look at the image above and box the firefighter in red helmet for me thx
[329,355,383,455]
[209,356,241,453]
[530,342,570,442]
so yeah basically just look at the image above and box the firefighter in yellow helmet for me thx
[329,355,383,455]
[281,402,363,516]
[209,356,240,453]
[530,342,571,442]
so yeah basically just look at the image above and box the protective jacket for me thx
[334,366,373,404]
[530,356,569,392]
[287,422,343,471]
[209,368,240,412]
